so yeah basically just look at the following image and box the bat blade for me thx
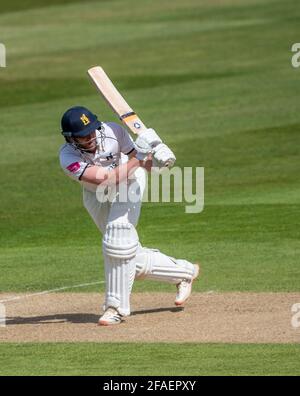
[88,66,147,135]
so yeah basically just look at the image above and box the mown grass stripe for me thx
[0,343,299,376]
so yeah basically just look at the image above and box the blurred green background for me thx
[1,0,300,377]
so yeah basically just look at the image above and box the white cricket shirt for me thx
[59,122,135,191]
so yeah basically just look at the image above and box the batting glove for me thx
[152,143,176,169]
[134,128,162,160]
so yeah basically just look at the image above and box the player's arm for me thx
[128,149,153,172]
[128,149,137,159]
[80,157,144,186]
[120,125,174,169]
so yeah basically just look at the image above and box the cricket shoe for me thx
[175,264,200,306]
[98,307,124,326]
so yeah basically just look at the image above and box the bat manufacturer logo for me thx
[134,122,141,129]
[80,114,91,126]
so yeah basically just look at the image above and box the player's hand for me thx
[138,128,162,148]
[140,154,153,172]
[152,143,176,169]
[134,128,162,160]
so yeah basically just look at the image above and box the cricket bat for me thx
[88,66,147,135]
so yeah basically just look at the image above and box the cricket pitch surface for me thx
[0,293,299,343]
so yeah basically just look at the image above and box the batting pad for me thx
[103,222,139,316]
[135,246,195,284]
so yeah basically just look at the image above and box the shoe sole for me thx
[175,263,200,306]
[98,319,122,326]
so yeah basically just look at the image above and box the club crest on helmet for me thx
[80,114,91,126]
[61,106,104,152]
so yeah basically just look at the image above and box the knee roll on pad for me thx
[103,222,139,259]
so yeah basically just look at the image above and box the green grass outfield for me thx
[0,0,300,376]
[0,343,300,376]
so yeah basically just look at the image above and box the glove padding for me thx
[152,143,176,169]
[135,128,162,160]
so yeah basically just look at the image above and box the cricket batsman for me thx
[59,106,200,325]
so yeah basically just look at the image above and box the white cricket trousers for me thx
[82,169,195,316]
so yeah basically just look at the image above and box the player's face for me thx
[74,131,97,152]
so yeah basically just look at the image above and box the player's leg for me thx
[135,246,200,306]
[83,188,109,233]
[100,221,139,325]
[83,188,127,324]
[99,172,145,324]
